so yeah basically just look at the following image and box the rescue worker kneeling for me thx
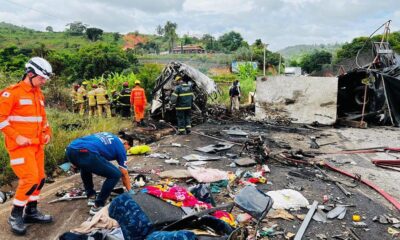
[170,76,194,135]
[65,132,134,216]
[0,57,53,235]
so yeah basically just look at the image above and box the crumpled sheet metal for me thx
[151,62,218,115]
[195,142,234,153]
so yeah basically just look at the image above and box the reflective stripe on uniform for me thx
[178,128,185,132]
[8,116,43,122]
[176,107,191,110]
[179,93,193,96]
[13,199,27,206]
[0,120,10,129]
[172,93,178,96]
[10,158,24,165]
[186,125,191,128]
[40,100,44,106]
[28,195,40,201]
[19,99,33,105]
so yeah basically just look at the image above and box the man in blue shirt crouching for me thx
[65,132,134,215]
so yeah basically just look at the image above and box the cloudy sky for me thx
[1,0,399,51]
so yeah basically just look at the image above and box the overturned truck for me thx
[150,62,218,123]
[256,26,400,127]
[337,41,400,126]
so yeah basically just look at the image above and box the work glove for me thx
[127,189,135,196]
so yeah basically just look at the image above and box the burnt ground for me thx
[0,121,399,240]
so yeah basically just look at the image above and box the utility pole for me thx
[263,44,268,76]
[278,53,282,75]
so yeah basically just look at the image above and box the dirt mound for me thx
[123,34,148,50]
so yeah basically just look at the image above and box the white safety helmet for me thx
[25,57,53,80]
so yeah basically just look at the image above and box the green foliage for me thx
[66,21,88,36]
[202,34,219,51]
[300,50,332,74]
[234,46,253,61]
[218,31,244,52]
[86,27,104,42]
[0,46,28,78]
[45,26,53,32]
[336,37,369,63]
[136,63,163,97]
[279,43,342,61]
[237,62,258,82]
[162,21,178,53]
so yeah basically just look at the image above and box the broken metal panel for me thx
[150,62,218,122]
[337,68,400,126]
[255,76,338,125]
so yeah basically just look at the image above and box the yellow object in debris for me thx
[127,145,151,155]
[352,214,361,222]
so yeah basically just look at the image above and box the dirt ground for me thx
[0,121,399,240]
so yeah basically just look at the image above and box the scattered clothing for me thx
[188,167,229,183]
[73,205,118,234]
[109,193,153,240]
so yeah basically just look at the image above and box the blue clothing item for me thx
[109,193,153,240]
[66,148,121,207]
[146,231,196,240]
[67,132,128,169]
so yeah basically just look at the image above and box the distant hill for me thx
[278,43,342,61]
[0,22,124,51]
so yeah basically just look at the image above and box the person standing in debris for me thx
[170,75,194,135]
[87,84,98,117]
[77,81,88,116]
[229,80,241,112]
[117,82,132,118]
[95,83,112,118]
[65,132,135,215]
[0,57,53,235]
[130,80,147,126]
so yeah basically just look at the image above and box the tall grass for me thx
[0,109,131,186]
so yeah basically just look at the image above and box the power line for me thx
[3,0,64,21]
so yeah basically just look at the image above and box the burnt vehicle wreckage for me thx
[337,20,400,127]
[150,62,219,124]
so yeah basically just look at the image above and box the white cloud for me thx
[0,0,399,51]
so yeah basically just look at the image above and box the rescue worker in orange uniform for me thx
[0,57,53,235]
[87,84,97,117]
[95,83,111,118]
[130,80,147,126]
[77,82,88,116]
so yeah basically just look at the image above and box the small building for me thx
[172,45,206,54]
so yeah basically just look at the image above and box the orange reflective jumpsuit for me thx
[130,86,147,122]
[0,81,51,207]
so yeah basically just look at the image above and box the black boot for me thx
[8,205,27,235]
[23,201,53,224]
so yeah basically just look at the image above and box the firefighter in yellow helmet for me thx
[76,81,88,116]
[95,83,112,117]
[87,84,98,117]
